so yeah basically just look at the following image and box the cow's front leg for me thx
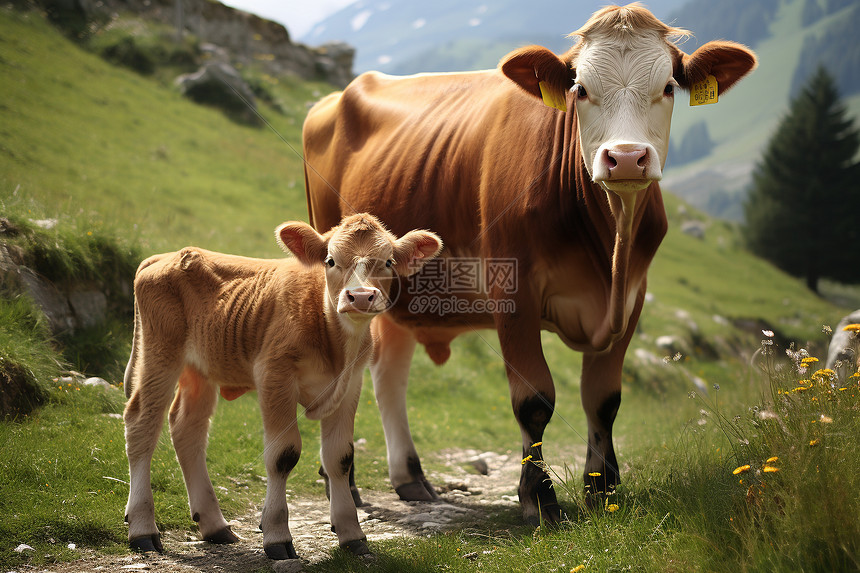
[320,371,370,556]
[258,378,301,561]
[496,302,562,526]
[581,337,630,508]
[168,366,237,544]
[369,315,438,501]
[580,293,641,508]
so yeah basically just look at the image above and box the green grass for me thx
[1,6,859,572]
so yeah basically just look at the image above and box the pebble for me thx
[14,543,34,553]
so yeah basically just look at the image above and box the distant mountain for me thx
[300,0,687,74]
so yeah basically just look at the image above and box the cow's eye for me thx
[573,83,588,100]
[664,83,675,97]
[325,256,335,268]
[385,259,393,268]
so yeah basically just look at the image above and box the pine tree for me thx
[743,65,860,294]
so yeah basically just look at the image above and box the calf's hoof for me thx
[204,526,240,544]
[340,538,371,556]
[130,534,163,554]
[264,541,299,560]
[395,479,439,502]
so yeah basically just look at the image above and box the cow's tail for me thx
[123,298,142,399]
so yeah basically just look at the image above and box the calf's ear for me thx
[276,222,329,267]
[500,45,572,112]
[674,40,757,94]
[393,230,443,277]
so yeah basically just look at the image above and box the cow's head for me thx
[500,3,757,196]
[277,214,442,320]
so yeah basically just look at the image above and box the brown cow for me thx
[122,214,442,559]
[302,4,757,524]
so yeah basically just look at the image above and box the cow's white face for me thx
[573,31,677,194]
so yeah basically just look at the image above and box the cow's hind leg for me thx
[124,359,183,552]
[168,366,238,544]
[321,371,370,555]
[258,372,301,560]
[370,316,438,501]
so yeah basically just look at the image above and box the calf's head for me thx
[500,3,757,195]
[277,214,442,318]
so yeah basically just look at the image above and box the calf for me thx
[122,214,442,560]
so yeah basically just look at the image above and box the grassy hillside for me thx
[1,7,327,259]
[1,6,857,572]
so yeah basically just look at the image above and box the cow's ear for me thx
[393,230,443,276]
[500,45,571,112]
[276,221,329,267]
[674,40,757,94]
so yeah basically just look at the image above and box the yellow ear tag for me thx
[690,75,719,106]
[539,81,567,112]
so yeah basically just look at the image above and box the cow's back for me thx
[303,70,557,243]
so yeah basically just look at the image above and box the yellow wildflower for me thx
[762,466,779,473]
[588,471,602,477]
[809,439,820,446]
[521,455,533,465]
[812,368,836,381]
[732,465,751,475]
[530,441,543,448]
[766,456,779,463]
[801,357,819,364]
[572,566,586,573]
[606,503,620,512]
[820,415,833,424]
[841,324,860,333]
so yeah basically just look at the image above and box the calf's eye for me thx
[325,256,335,268]
[386,259,393,268]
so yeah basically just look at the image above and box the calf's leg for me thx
[124,358,183,552]
[258,376,301,560]
[320,371,369,555]
[370,316,438,501]
[168,366,238,543]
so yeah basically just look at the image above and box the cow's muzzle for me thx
[337,286,384,314]
[592,142,661,193]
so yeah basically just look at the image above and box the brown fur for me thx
[302,3,756,523]
[122,214,441,557]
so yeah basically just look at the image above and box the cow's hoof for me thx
[130,534,163,554]
[205,526,240,544]
[340,538,371,556]
[264,541,299,560]
[395,479,439,502]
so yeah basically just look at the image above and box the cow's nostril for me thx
[367,293,374,302]
[347,293,355,302]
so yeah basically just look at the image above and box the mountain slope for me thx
[301,0,686,74]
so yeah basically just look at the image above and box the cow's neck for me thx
[560,109,645,350]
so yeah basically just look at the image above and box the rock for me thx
[69,289,107,329]
[16,266,77,333]
[84,377,112,390]
[271,560,303,573]
[680,220,706,239]
[469,458,489,475]
[176,62,261,126]
[14,543,35,553]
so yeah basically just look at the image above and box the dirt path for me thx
[28,450,552,572]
